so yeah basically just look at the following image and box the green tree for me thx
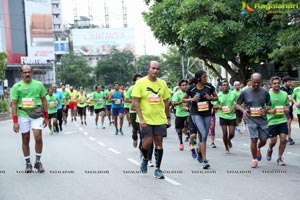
[0,52,8,81]
[136,55,161,76]
[95,49,135,85]
[61,52,93,89]
[143,0,299,82]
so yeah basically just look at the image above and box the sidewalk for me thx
[0,112,11,122]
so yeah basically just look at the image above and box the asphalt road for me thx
[1,114,300,200]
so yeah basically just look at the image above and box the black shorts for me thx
[219,117,236,126]
[62,105,69,114]
[124,108,130,114]
[78,106,86,116]
[188,116,197,134]
[269,122,288,138]
[140,124,167,139]
[175,116,188,129]
[95,108,105,114]
[48,113,57,119]
[236,110,243,118]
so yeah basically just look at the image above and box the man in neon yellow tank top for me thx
[69,86,78,122]
[132,61,171,179]
[11,65,48,173]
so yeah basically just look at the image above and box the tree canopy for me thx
[143,0,300,82]
[0,52,8,81]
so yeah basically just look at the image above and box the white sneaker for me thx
[148,160,154,167]
[236,127,241,134]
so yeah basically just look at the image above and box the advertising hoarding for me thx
[55,41,69,54]
[71,28,135,56]
[24,0,54,61]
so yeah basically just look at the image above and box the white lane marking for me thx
[164,176,182,186]
[0,119,11,124]
[243,144,249,146]
[79,127,83,131]
[97,142,106,147]
[127,158,140,166]
[83,132,88,136]
[89,137,95,141]
[215,138,222,142]
[76,124,79,127]
[63,131,76,135]
[108,148,121,154]
[287,152,300,157]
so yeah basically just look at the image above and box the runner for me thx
[266,76,289,166]
[124,84,131,127]
[69,86,78,122]
[52,84,66,132]
[46,88,59,134]
[77,86,87,125]
[291,83,300,127]
[236,73,271,168]
[280,76,295,145]
[104,85,113,125]
[109,82,125,135]
[11,64,48,173]
[171,79,189,151]
[213,80,237,153]
[92,85,106,129]
[233,81,243,134]
[61,83,70,125]
[132,60,171,179]
[124,73,143,147]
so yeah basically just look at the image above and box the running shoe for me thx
[59,126,63,132]
[133,139,138,148]
[95,125,98,129]
[251,160,258,168]
[235,127,241,134]
[71,118,73,122]
[84,122,87,125]
[185,136,189,142]
[81,121,83,125]
[119,130,124,135]
[266,148,273,161]
[191,148,197,159]
[228,140,232,149]
[74,117,77,121]
[203,160,210,169]
[277,158,286,166]
[148,160,154,167]
[197,150,203,163]
[257,149,262,161]
[210,143,216,148]
[179,144,184,151]
[154,169,165,179]
[115,130,119,135]
[287,138,295,145]
[101,125,105,129]
[25,163,33,173]
[50,126,54,135]
[140,159,148,173]
[64,120,67,125]
[34,161,45,173]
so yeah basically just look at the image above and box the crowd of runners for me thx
[11,63,300,179]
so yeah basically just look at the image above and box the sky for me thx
[61,0,168,56]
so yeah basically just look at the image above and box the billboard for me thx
[24,0,54,61]
[54,41,69,54]
[71,28,135,56]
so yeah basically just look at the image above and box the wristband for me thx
[13,116,18,123]
[43,111,49,119]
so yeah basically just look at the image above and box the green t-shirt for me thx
[171,90,189,117]
[11,79,47,118]
[77,93,87,108]
[93,91,106,109]
[132,77,170,125]
[267,90,289,125]
[124,90,131,109]
[125,85,135,114]
[46,94,59,114]
[292,86,300,114]
[62,90,70,105]
[104,89,112,105]
[233,89,241,100]
[214,90,237,120]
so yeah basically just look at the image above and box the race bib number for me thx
[148,94,161,104]
[115,99,121,104]
[221,106,231,114]
[49,102,56,108]
[22,98,35,108]
[197,101,209,112]
[98,98,103,103]
[275,106,284,115]
[250,107,262,117]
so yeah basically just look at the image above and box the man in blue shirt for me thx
[52,84,66,132]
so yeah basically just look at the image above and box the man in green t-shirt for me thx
[171,79,189,151]
[291,85,300,127]
[104,85,113,125]
[124,73,143,148]
[266,76,290,166]
[92,85,106,129]
[11,65,48,173]
[46,88,59,134]
[214,80,237,153]
[132,61,171,179]
[61,83,70,125]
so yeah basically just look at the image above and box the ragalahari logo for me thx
[241,2,255,15]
